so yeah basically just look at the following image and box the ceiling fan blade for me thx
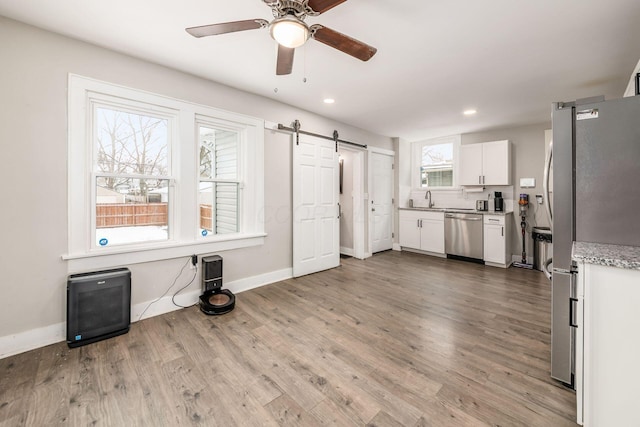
[186,19,268,38]
[310,25,377,61]
[276,45,295,75]
[307,0,347,14]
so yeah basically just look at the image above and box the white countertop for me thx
[398,207,513,216]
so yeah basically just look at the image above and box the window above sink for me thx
[411,135,461,190]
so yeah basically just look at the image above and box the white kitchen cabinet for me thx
[575,261,640,426]
[399,211,422,249]
[483,214,511,267]
[458,143,484,185]
[398,209,444,254]
[459,140,511,186]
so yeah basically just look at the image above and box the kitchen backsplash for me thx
[409,186,515,211]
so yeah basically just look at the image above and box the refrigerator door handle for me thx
[569,297,579,328]
[543,140,553,231]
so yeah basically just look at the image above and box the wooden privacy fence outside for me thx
[200,204,212,231]
[96,203,168,228]
[96,203,213,230]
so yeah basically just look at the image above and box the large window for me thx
[412,135,460,189]
[93,104,173,247]
[67,75,264,269]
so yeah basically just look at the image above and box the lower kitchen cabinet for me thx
[398,209,444,254]
[575,261,640,426]
[483,214,512,267]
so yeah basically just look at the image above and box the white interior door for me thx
[293,134,340,277]
[371,151,393,253]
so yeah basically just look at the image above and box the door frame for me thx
[367,146,395,258]
[338,144,366,260]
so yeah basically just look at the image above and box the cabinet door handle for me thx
[569,297,579,328]
[478,175,481,184]
[417,219,420,228]
[419,219,423,228]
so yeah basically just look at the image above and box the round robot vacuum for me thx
[199,289,235,315]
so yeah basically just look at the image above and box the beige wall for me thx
[0,16,392,342]
[338,149,355,251]
[461,123,551,259]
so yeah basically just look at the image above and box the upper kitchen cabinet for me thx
[459,140,511,186]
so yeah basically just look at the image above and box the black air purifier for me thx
[199,255,235,315]
[66,268,131,348]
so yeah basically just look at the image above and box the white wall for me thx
[0,16,393,354]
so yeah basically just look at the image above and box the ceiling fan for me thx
[185,0,377,75]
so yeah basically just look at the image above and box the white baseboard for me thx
[340,246,354,257]
[0,322,66,359]
[0,267,293,360]
[392,243,402,251]
[226,267,293,294]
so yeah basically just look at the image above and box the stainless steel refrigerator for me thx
[544,95,640,387]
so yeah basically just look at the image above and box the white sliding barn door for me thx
[371,151,394,253]
[293,134,340,277]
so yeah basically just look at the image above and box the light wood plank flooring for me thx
[0,251,577,426]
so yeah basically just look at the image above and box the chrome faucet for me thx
[425,190,434,208]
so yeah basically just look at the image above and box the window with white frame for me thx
[412,135,460,189]
[67,75,264,268]
[197,121,240,237]
[93,101,175,247]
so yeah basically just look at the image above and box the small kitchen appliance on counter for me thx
[476,200,488,211]
[494,191,504,211]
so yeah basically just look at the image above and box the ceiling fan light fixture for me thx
[270,15,309,48]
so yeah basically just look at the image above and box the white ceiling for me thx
[2,0,640,141]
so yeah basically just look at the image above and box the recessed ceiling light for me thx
[324,98,335,104]
[463,109,477,115]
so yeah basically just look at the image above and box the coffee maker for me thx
[494,191,504,212]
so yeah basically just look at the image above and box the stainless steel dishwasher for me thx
[444,212,484,259]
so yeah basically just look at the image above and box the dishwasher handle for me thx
[445,214,482,221]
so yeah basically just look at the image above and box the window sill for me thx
[63,233,267,272]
